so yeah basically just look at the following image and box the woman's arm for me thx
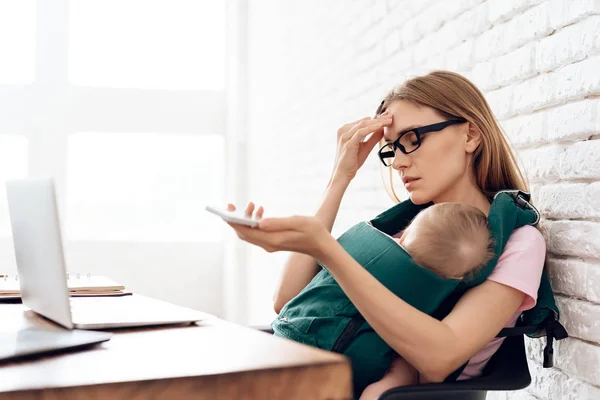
[272,115,389,313]
[273,179,350,313]
[316,234,535,382]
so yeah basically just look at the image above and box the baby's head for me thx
[398,203,495,280]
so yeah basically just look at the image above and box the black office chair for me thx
[251,326,531,400]
[377,334,530,399]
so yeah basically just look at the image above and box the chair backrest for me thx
[475,334,532,390]
[378,335,532,399]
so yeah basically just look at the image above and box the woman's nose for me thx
[391,148,411,170]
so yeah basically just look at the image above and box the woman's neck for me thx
[432,179,491,216]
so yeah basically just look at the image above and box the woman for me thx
[225,71,546,397]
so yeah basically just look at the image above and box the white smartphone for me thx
[205,205,261,228]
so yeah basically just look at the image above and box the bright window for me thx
[66,133,225,241]
[0,0,36,84]
[68,0,226,90]
[0,135,29,237]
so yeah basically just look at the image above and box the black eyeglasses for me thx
[377,118,467,167]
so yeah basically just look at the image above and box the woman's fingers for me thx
[361,127,385,147]
[345,116,371,129]
[256,205,264,219]
[258,216,302,232]
[338,112,391,142]
[353,115,392,144]
[227,222,274,245]
[227,202,264,219]
[228,215,326,258]
[228,221,303,253]
[337,117,371,138]
[242,201,266,219]
[244,202,254,217]
[342,117,390,143]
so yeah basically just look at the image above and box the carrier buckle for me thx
[494,190,540,226]
[513,191,531,210]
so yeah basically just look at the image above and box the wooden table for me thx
[0,303,352,399]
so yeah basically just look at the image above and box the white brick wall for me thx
[244,0,600,398]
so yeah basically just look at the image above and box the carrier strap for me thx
[496,325,539,337]
[495,316,568,368]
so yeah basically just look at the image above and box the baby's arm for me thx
[360,355,419,400]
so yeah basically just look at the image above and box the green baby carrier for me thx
[272,190,567,396]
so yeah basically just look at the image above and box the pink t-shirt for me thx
[390,224,546,380]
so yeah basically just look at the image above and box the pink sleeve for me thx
[487,225,547,311]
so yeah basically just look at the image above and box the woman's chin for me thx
[407,190,431,205]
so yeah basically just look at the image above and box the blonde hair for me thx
[375,70,529,203]
[404,203,495,280]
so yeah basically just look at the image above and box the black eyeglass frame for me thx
[377,118,468,167]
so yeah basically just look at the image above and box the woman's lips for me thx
[404,178,420,189]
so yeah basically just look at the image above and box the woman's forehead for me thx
[383,101,440,140]
[385,100,439,123]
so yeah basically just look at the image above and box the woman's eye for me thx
[414,133,426,145]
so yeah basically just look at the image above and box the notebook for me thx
[0,274,132,300]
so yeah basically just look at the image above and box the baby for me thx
[394,202,495,280]
[361,202,495,400]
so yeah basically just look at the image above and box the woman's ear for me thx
[464,122,482,154]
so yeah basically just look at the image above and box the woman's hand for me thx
[226,201,264,219]
[225,202,331,260]
[330,112,393,184]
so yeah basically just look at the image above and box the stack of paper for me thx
[0,275,131,300]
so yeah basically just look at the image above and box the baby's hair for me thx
[405,203,495,280]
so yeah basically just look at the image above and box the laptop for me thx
[5,178,212,330]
